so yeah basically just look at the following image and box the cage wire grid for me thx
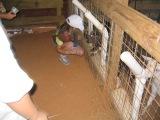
[73,0,160,120]
[79,0,112,84]
[111,32,160,120]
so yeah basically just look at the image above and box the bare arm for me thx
[7,93,48,120]
[0,1,16,20]
[0,11,16,20]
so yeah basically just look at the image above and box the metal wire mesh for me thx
[73,0,160,120]
[78,0,112,82]
[112,33,160,120]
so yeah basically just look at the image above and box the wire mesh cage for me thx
[111,32,160,120]
[74,0,112,83]
[72,0,160,119]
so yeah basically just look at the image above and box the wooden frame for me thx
[91,0,160,63]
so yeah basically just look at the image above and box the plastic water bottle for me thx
[11,6,19,14]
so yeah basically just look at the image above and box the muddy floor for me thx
[11,31,120,120]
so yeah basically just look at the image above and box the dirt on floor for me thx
[11,31,120,120]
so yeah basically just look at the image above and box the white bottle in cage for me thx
[11,6,19,14]
[120,51,143,77]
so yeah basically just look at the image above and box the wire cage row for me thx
[111,33,160,120]
[72,0,160,120]
[72,0,112,82]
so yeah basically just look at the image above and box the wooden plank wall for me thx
[3,0,65,27]
[5,0,63,16]
[91,0,160,63]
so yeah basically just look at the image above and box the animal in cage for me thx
[85,31,102,56]
[142,56,160,112]
[117,51,160,120]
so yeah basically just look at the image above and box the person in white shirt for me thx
[0,6,48,120]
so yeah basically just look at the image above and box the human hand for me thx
[29,110,48,120]
[4,11,16,20]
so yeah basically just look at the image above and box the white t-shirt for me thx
[0,22,34,119]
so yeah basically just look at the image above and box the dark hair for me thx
[58,22,70,34]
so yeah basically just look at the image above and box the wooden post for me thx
[116,0,129,6]
[104,23,123,92]
[57,0,63,16]
[103,0,128,104]
[67,0,75,15]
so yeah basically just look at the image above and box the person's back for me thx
[0,2,48,119]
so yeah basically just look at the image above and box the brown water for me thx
[12,32,119,120]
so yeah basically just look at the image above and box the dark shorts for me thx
[72,39,79,47]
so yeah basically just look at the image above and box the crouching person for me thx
[52,14,84,65]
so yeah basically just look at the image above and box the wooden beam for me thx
[105,23,123,91]
[116,0,129,6]
[103,0,127,102]
[91,0,160,63]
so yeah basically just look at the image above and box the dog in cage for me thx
[142,56,160,112]
[114,50,160,119]
[85,31,102,56]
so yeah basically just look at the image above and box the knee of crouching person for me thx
[78,49,84,56]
